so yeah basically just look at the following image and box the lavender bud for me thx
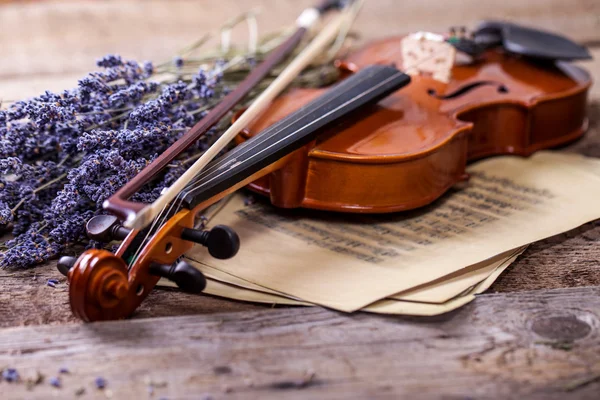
[2,368,19,382]
[95,376,106,389]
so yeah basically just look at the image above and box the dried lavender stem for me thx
[33,173,68,194]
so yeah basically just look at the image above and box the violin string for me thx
[126,37,460,267]
[171,38,460,193]
[176,39,460,199]
[127,202,171,268]
[179,70,407,200]
[126,67,397,267]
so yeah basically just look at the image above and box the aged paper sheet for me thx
[184,246,526,304]
[191,246,523,316]
[184,152,600,312]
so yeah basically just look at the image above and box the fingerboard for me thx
[178,64,411,209]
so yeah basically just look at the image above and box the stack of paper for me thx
[161,152,600,315]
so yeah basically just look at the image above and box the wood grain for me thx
[0,258,269,327]
[0,286,599,399]
[1,0,599,80]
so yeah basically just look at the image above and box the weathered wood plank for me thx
[0,259,269,327]
[1,0,599,80]
[0,286,599,399]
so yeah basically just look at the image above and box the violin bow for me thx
[103,0,353,228]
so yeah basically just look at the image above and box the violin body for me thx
[239,36,591,213]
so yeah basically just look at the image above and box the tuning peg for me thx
[180,225,240,260]
[86,215,131,242]
[57,255,77,276]
[149,260,206,293]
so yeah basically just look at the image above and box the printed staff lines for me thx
[447,193,514,218]
[442,198,502,224]
[356,218,436,247]
[394,213,471,238]
[235,207,385,264]
[293,220,401,260]
[302,219,415,256]
[469,180,546,206]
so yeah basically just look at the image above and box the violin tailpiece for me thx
[400,32,456,83]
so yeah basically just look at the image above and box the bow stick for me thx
[122,1,361,229]
[103,0,350,228]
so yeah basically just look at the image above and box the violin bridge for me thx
[400,31,456,83]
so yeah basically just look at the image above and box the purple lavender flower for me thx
[49,376,61,387]
[143,61,154,77]
[193,69,207,87]
[2,368,19,382]
[0,51,230,269]
[1,233,61,268]
[108,81,158,108]
[95,376,106,389]
[0,200,13,225]
[160,81,192,105]
[173,56,184,68]
[35,103,69,127]
[78,76,112,97]
[0,157,21,174]
[128,99,166,127]
[96,54,123,68]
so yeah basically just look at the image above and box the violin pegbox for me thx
[400,31,456,83]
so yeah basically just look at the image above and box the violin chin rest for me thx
[475,20,592,61]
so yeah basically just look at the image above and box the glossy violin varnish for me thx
[240,35,591,213]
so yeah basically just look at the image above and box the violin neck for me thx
[178,64,411,210]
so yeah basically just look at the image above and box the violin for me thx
[239,22,592,213]
[57,20,592,322]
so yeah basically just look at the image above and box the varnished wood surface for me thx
[241,39,591,213]
[1,287,599,399]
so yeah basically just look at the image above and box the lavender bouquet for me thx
[0,13,346,269]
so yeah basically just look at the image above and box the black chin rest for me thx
[474,20,592,61]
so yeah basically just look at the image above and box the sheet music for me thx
[181,151,600,312]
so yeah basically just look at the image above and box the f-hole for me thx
[428,81,509,100]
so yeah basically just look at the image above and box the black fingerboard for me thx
[179,64,411,209]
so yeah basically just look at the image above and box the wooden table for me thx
[1,1,599,398]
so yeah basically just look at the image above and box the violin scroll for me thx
[57,210,241,321]
[66,249,131,321]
